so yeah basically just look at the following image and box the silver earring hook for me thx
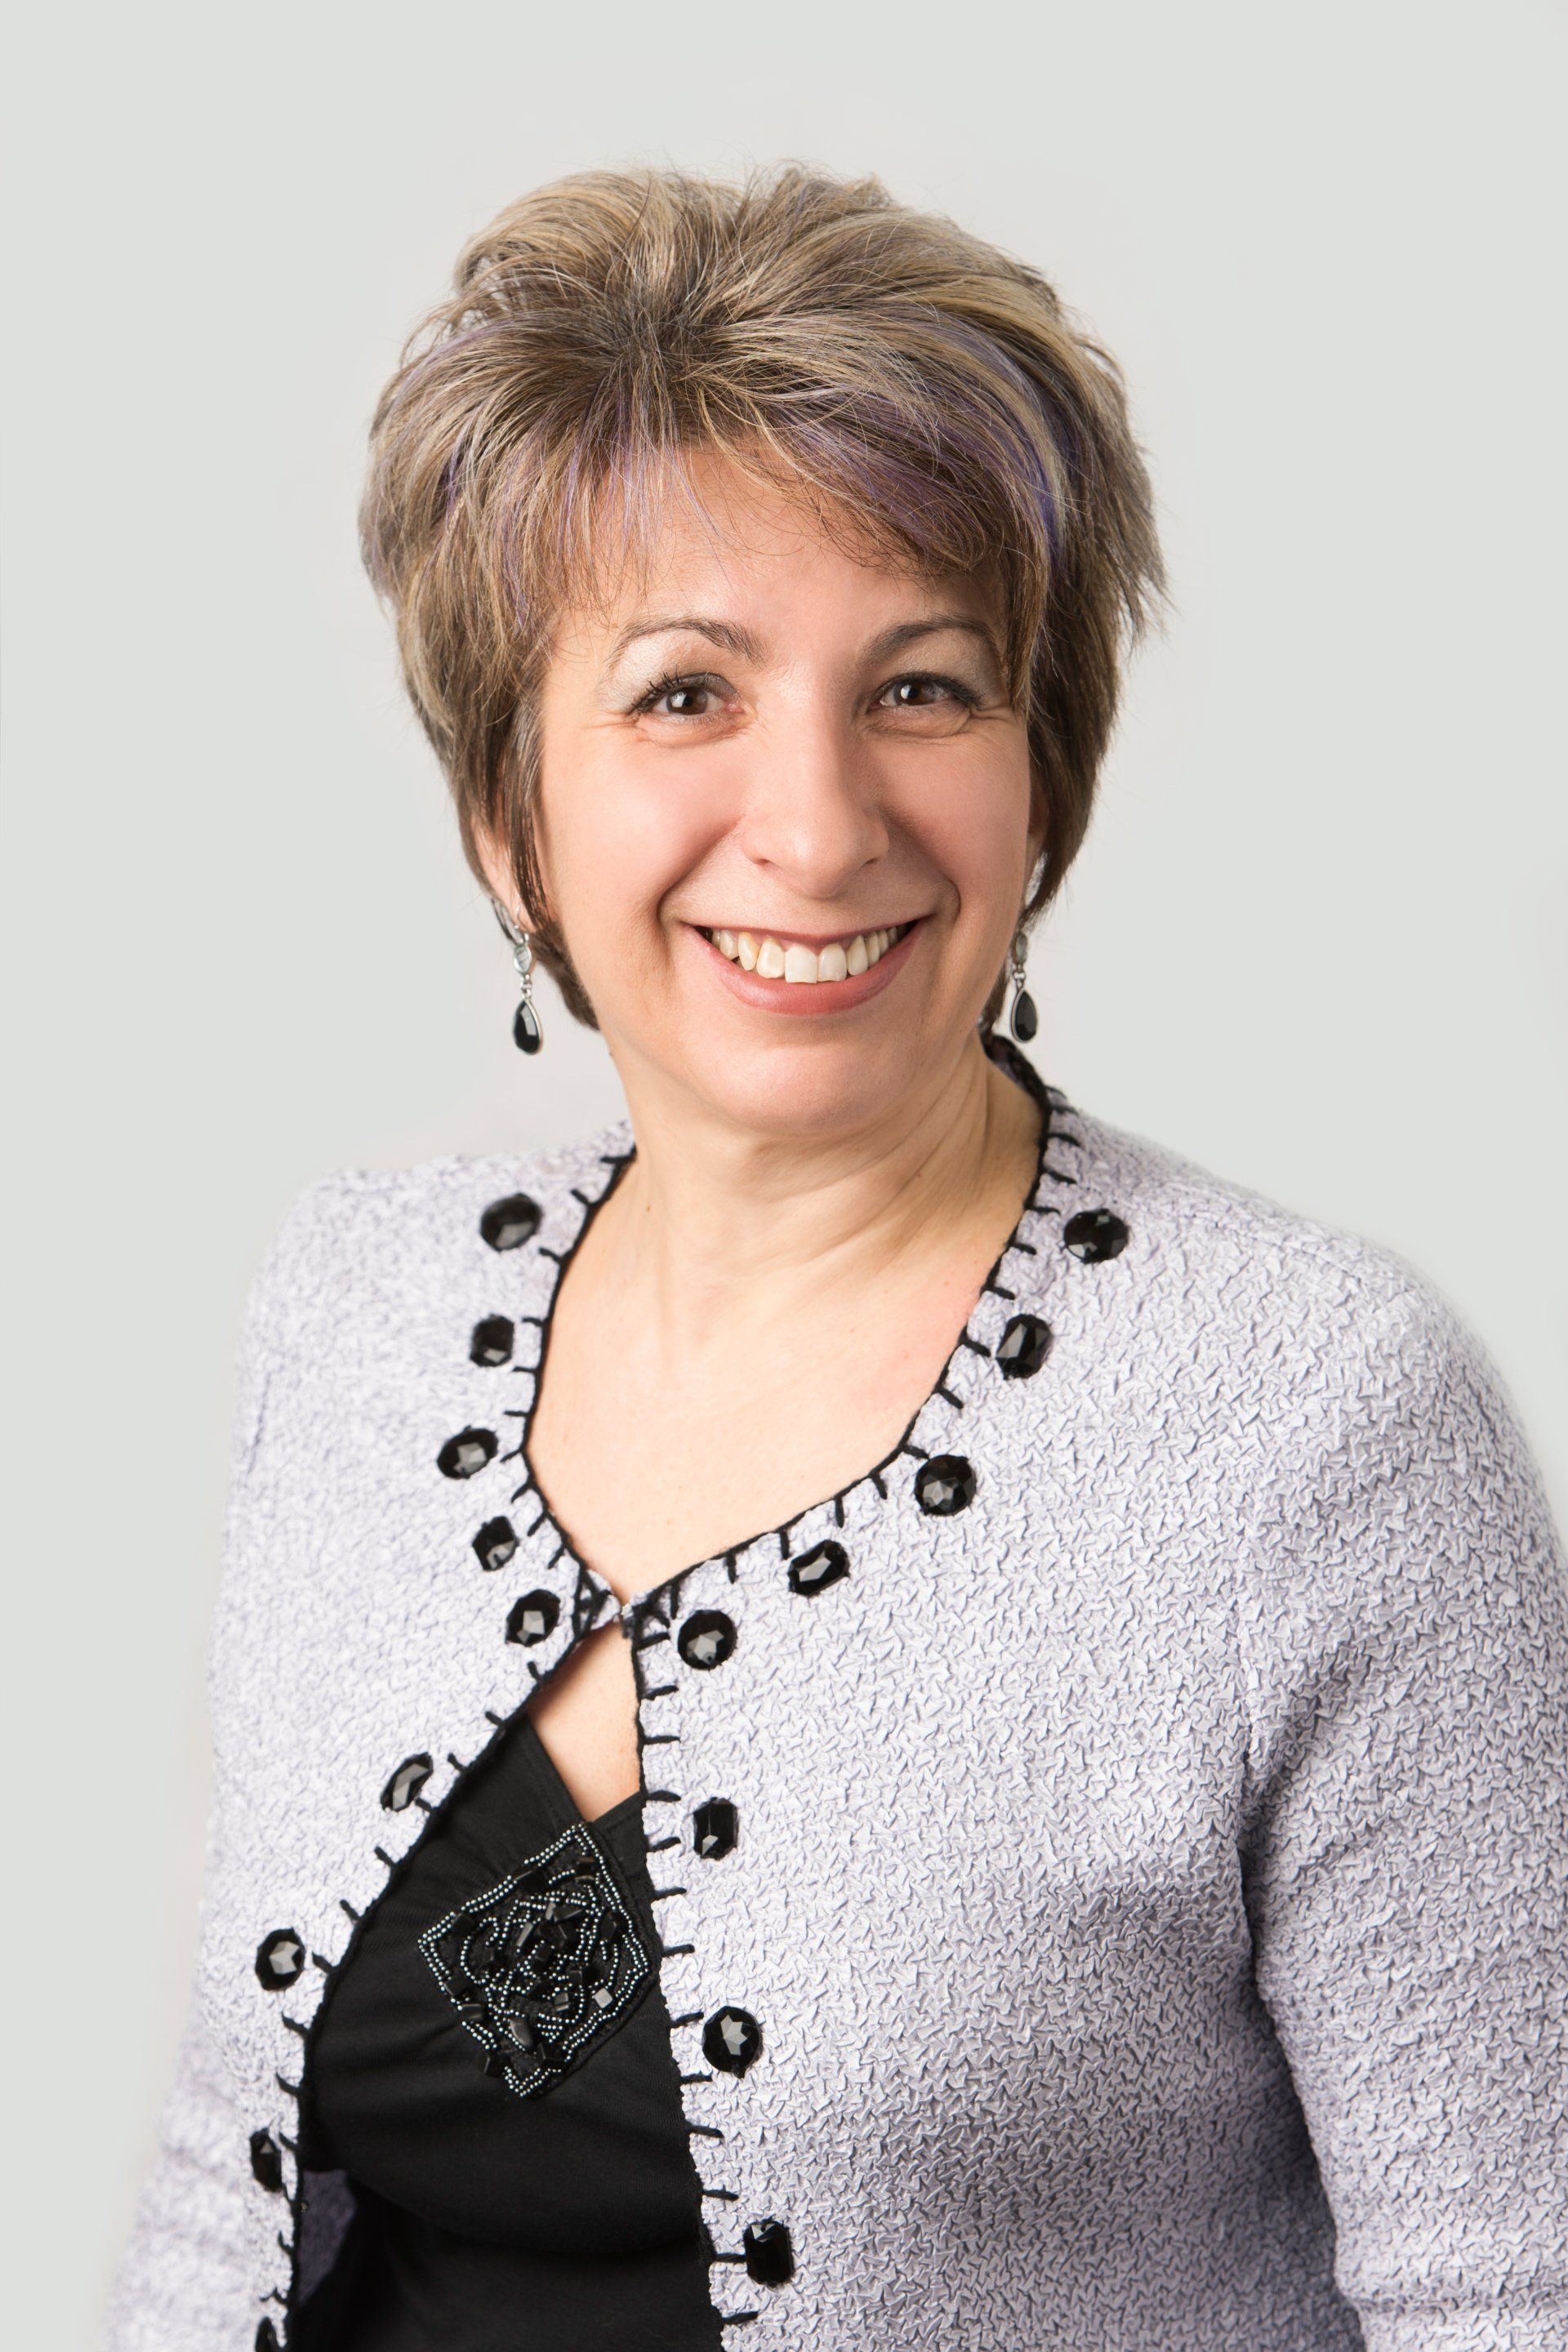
[489,897,543,1055]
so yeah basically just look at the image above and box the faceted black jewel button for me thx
[256,2323,281,2352]
[744,2216,795,2286]
[677,1609,737,1670]
[474,1515,519,1572]
[254,1929,305,1990]
[381,1752,434,1812]
[995,1312,1054,1379]
[1062,1207,1129,1263]
[480,1192,542,1253]
[914,1454,977,1515]
[787,1540,850,1597]
[506,1589,560,1646]
[703,2003,762,2075]
[693,1797,738,1860]
[470,1314,515,1367]
[249,2127,284,2193]
[437,1426,498,1479]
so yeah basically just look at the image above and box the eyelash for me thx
[628,669,982,717]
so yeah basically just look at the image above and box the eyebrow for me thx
[604,609,1004,673]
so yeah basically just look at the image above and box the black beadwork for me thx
[438,1427,498,1480]
[677,1609,737,1670]
[744,2217,795,2286]
[703,2004,762,2076]
[914,1454,977,1515]
[1062,1207,1129,1263]
[479,1192,542,1253]
[417,1826,651,2100]
[693,1797,738,1860]
[381,1753,434,1812]
[254,1930,305,1991]
[506,1589,560,1646]
[249,2127,284,2193]
[995,1312,1054,1379]
[786,1539,850,1597]
[470,1314,515,1367]
[474,1516,519,1572]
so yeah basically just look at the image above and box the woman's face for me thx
[497,451,1041,1143]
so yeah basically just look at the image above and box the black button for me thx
[256,2323,281,2352]
[1062,1207,1129,1263]
[678,1609,737,1670]
[914,1454,976,1515]
[437,1426,498,1480]
[254,1930,304,1991]
[506,1588,560,1646]
[744,2216,795,2286]
[693,1797,738,1860]
[470,1314,515,1366]
[787,1540,849,1597]
[480,1192,542,1252]
[249,2127,283,2193]
[474,1516,519,1572]
[381,1753,434,1812]
[703,2003,762,2075]
[995,1312,1053,1379]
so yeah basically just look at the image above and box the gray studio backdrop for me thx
[2,2,1563,2342]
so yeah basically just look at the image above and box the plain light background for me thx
[2,2,1563,2341]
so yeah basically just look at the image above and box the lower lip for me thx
[688,921,924,1016]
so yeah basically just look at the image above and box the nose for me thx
[734,706,889,901]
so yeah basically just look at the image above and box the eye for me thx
[630,670,724,718]
[876,672,981,713]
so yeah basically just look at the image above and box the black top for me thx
[293,1694,720,2350]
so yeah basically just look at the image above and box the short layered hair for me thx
[359,161,1169,1028]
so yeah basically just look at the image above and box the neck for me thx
[592,1032,1044,1355]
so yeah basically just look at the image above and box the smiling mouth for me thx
[695,921,916,984]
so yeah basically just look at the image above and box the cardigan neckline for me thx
[501,1031,1063,1633]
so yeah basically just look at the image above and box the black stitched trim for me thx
[482,1036,1062,1636]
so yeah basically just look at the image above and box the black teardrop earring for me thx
[490,898,543,1054]
[1007,928,1037,1043]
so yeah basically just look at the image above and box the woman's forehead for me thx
[555,447,1000,649]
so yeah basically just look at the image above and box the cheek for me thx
[540,755,725,969]
[897,756,1032,935]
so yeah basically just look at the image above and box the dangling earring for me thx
[1007,927,1037,1043]
[489,898,543,1054]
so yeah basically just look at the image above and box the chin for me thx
[674,1027,951,1144]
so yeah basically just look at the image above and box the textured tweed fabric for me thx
[102,1045,1568,2350]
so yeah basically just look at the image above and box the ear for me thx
[472,815,541,933]
[1024,774,1049,890]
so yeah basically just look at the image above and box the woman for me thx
[105,163,1568,2351]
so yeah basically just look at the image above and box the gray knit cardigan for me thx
[103,1044,1568,2350]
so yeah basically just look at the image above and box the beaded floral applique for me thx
[417,1825,651,2097]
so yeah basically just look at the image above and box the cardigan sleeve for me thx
[100,1188,323,2351]
[1236,1276,1568,2351]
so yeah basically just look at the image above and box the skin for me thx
[474,449,1047,1822]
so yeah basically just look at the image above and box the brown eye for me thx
[876,673,980,718]
[632,671,722,718]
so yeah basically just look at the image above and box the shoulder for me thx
[1058,1088,1466,1353]
[1047,1089,1525,1490]
[238,1117,632,1366]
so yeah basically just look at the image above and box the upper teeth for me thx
[705,924,911,982]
